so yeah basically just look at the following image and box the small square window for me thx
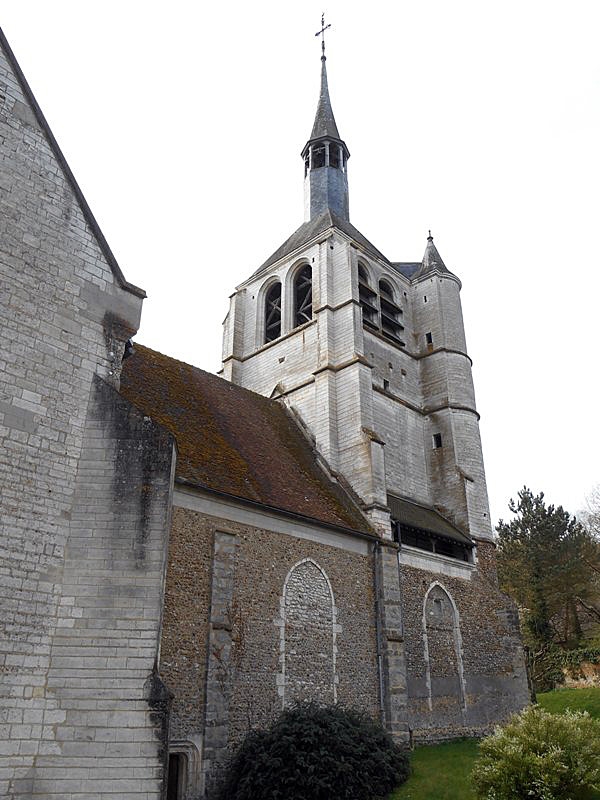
[433,433,442,449]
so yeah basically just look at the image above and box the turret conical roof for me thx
[422,232,447,272]
[414,232,458,281]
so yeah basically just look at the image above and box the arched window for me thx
[358,264,378,328]
[294,265,312,327]
[277,559,338,707]
[423,584,466,717]
[379,279,404,343]
[265,282,282,342]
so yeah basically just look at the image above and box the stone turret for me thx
[301,55,350,221]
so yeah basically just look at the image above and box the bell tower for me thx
[222,37,493,545]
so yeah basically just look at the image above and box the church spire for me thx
[309,55,341,141]
[301,17,350,223]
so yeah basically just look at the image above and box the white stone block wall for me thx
[0,33,174,797]
[223,201,494,542]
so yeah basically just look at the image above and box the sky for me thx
[2,1,599,526]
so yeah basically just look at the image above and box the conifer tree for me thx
[496,488,598,649]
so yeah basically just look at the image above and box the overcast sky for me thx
[2,1,599,525]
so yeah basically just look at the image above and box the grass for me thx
[537,685,600,718]
[388,687,600,800]
[389,738,479,800]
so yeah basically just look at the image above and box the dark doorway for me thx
[167,752,186,800]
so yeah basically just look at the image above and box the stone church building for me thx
[0,26,529,800]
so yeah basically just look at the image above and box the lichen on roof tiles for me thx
[120,344,373,534]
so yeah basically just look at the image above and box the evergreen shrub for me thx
[472,704,600,800]
[216,702,410,800]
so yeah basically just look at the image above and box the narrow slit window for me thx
[433,433,443,449]
[265,282,282,342]
[425,332,433,345]
[294,265,312,327]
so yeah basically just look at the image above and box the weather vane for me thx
[315,13,331,58]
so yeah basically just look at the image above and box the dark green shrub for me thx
[216,703,410,800]
[472,704,600,799]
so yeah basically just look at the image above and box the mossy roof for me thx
[120,344,373,534]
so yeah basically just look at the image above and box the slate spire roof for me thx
[309,56,341,141]
[252,208,391,276]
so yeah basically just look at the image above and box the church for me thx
[0,24,529,800]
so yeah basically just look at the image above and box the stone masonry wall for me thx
[30,376,175,798]
[401,542,529,742]
[0,32,173,798]
[161,504,380,797]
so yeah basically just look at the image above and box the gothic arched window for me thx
[265,282,282,342]
[294,265,312,327]
[277,559,338,707]
[423,583,466,717]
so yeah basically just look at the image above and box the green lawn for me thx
[389,687,600,800]
[389,738,479,800]
[537,686,600,718]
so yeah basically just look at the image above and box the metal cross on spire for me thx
[315,13,331,59]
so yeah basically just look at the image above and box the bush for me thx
[216,702,410,800]
[472,704,600,800]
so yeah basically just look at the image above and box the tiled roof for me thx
[120,345,373,535]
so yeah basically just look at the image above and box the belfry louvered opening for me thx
[358,264,378,328]
[294,265,313,327]
[378,279,405,344]
[265,282,282,342]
